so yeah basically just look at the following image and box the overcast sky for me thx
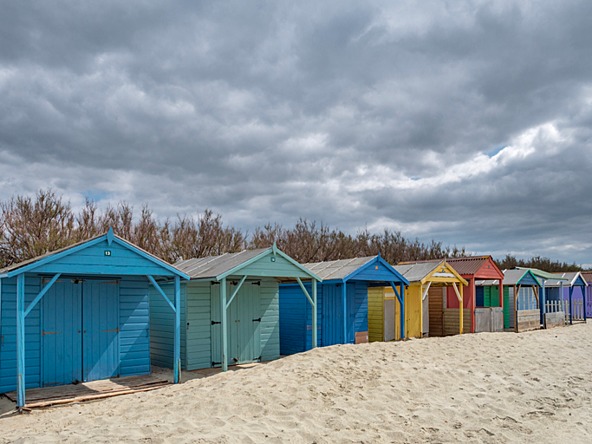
[1,1,591,266]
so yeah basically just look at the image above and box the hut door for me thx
[42,280,83,386]
[211,282,261,367]
[234,282,261,364]
[322,285,344,346]
[42,279,119,387]
[428,287,444,337]
[82,280,120,382]
[210,283,225,367]
[384,298,396,341]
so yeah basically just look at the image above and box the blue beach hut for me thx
[541,271,587,324]
[279,255,409,355]
[0,228,189,409]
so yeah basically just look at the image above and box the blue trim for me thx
[24,273,61,317]
[342,256,409,285]
[572,275,587,287]
[4,231,189,280]
[112,237,189,280]
[389,281,405,339]
[107,227,114,246]
[16,274,25,408]
[6,236,105,278]
[174,276,181,383]
[148,276,175,312]
[516,270,543,287]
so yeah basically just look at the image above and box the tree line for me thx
[0,189,583,272]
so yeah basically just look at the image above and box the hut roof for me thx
[303,257,376,280]
[176,249,268,279]
[395,260,467,285]
[543,271,588,287]
[395,262,442,282]
[393,256,502,279]
[0,228,188,280]
[501,269,543,286]
[302,255,408,284]
[175,245,320,282]
[515,267,567,281]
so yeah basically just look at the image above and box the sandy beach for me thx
[1,323,591,443]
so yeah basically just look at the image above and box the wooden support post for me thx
[569,286,573,325]
[541,281,546,328]
[312,279,317,348]
[583,284,587,322]
[226,275,247,310]
[400,284,405,339]
[25,273,61,317]
[342,282,348,344]
[513,285,518,332]
[421,282,432,300]
[452,282,463,335]
[390,282,405,340]
[470,278,475,334]
[16,274,25,409]
[459,284,464,335]
[220,277,228,371]
[174,275,181,383]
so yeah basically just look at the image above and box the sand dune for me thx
[2,323,592,443]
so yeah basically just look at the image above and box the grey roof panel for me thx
[475,279,500,286]
[543,271,586,287]
[394,262,440,282]
[500,269,530,286]
[303,257,375,281]
[175,248,269,279]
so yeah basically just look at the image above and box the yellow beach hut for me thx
[369,260,468,341]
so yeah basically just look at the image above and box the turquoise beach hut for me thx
[0,229,189,409]
[150,244,320,372]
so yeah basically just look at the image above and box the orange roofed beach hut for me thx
[443,256,504,333]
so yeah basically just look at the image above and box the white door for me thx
[384,299,395,341]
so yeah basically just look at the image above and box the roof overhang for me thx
[0,228,189,280]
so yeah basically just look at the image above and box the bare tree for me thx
[0,189,75,266]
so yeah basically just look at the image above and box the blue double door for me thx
[41,279,120,387]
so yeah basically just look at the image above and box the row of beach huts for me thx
[0,229,589,408]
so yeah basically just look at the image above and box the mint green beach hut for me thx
[150,245,320,372]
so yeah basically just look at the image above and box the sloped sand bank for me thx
[2,323,591,443]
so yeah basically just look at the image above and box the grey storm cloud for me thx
[1,0,591,265]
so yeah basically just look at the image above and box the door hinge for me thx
[42,331,58,336]
[101,328,120,333]
[211,320,221,325]
[212,361,221,367]
[211,282,220,286]
[251,281,261,286]
[252,317,261,323]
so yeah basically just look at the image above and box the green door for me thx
[210,281,262,367]
[503,287,511,329]
[235,282,261,363]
